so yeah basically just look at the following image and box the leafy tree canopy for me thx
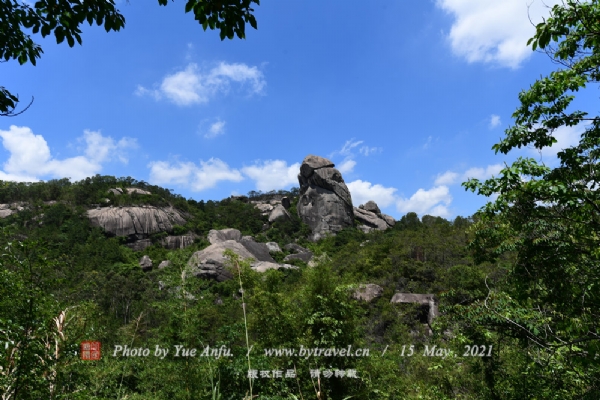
[0,0,259,116]
[462,0,600,395]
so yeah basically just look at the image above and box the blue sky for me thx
[2,0,592,219]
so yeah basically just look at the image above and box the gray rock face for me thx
[189,240,254,281]
[361,200,381,214]
[188,229,290,281]
[268,204,291,223]
[126,239,153,252]
[207,228,242,244]
[108,188,123,195]
[300,155,334,178]
[86,206,187,237]
[266,242,282,253]
[351,284,384,302]
[139,255,153,271]
[354,200,396,232]
[390,293,438,324]
[283,243,313,263]
[297,155,354,241]
[161,235,195,249]
[354,207,389,231]
[283,252,313,263]
[239,236,276,262]
[158,260,171,269]
[251,261,298,273]
[125,188,151,195]
[281,196,291,209]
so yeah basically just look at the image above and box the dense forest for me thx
[0,173,594,400]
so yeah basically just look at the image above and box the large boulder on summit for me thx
[86,206,187,237]
[297,155,354,241]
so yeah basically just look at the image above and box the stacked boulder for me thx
[250,196,292,224]
[187,228,296,281]
[296,155,354,241]
[354,200,395,233]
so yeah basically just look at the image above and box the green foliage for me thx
[459,0,600,396]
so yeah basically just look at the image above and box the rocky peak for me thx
[296,155,354,241]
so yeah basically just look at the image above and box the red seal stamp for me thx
[80,341,101,360]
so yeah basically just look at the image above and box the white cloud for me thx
[347,180,397,208]
[204,120,226,139]
[463,164,503,181]
[396,185,452,217]
[148,158,244,191]
[434,171,460,185]
[0,125,136,182]
[136,62,266,106]
[359,146,381,156]
[528,124,584,162]
[337,159,356,174]
[241,160,300,191]
[489,114,501,128]
[436,0,561,68]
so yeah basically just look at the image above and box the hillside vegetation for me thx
[2,175,579,400]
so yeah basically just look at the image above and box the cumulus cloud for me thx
[462,164,504,181]
[347,180,397,209]
[489,114,501,128]
[241,160,300,191]
[337,159,357,174]
[396,185,452,218]
[527,124,584,163]
[0,125,136,182]
[148,158,244,191]
[204,119,226,139]
[434,171,460,186]
[436,0,561,68]
[435,164,503,186]
[136,62,266,106]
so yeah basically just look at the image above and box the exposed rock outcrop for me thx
[390,293,438,325]
[189,229,292,281]
[354,200,396,232]
[268,204,291,223]
[283,243,313,263]
[0,202,26,218]
[86,206,187,237]
[161,235,195,250]
[351,284,384,302]
[207,228,242,244]
[126,188,151,195]
[139,255,153,271]
[266,242,282,253]
[297,155,354,241]
[126,238,152,252]
[158,260,171,269]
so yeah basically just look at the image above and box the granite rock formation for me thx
[86,206,187,237]
[351,283,384,302]
[268,204,291,223]
[297,155,354,241]
[161,235,195,250]
[188,229,294,281]
[390,293,438,325]
[139,255,153,271]
[354,200,396,233]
